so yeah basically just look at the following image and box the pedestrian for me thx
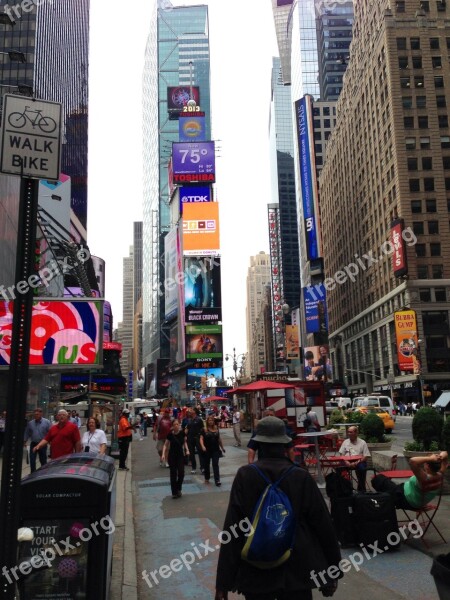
[199,414,225,486]
[161,418,189,499]
[232,406,242,447]
[0,410,6,454]
[23,408,51,472]
[81,417,107,455]
[303,406,320,432]
[215,416,342,599]
[32,409,81,460]
[184,407,204,474]
[339,425,371,492]
[153,408,172,467]
[141,412,148,437]
[117,408,134,470]
[70,410,81,428]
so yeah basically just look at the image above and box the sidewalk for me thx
[110,430,450,600]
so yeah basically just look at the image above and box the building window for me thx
[413,221,424,234]
[435,288,446,301]
[398,56,409,69]
[441,136,450,148]
[404,116,414,128]
[420,136,430,149]
[426,198,437,212]
[406,137,416,149]
[396,1,405,12]
[421,1,430,11]
[437,0,446,11]
[400,77,410,88]
[439,115,449,128]
[424,178,435,191]
[435,76,444,88]
[411,200,422,213]
[432,264,444,278]
[415,76,424,88]
[418,116,428,128]
[420,288,432,301]
[418,265,429,278]
[422,157,433,170]
[430,242,441,256]
[408,157,418,170]
[432,56,443,68]
[411,37,421,50]
[397,36,407,48]
[410,179,420,192]
[412,56,423,69]
[443,156,450,168]
[446,177,450,190]
[428,220,439,234]
[437,95,447,108]
[402,97,413,108]
[416,244,426,257]
[416,96,427,108]
[430,37,440,49]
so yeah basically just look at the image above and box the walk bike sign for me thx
[0,94,62,180]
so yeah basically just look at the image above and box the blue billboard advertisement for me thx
[304,285,328,334]
[179,115,206,142]
[172,141,215,184]
[295,96,321,261]
[179,186,211,214]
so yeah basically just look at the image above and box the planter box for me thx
[403,450,434,459]
[367,442,393,452]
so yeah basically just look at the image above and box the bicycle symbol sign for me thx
[0,94,62,180]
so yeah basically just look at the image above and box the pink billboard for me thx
[0,299,103,367]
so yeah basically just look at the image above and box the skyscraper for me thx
[142,3,211,366]
[246,252,272,377]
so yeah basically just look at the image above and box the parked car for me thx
[352,395,396,421]
[337,397,352,409]
[351,406,395,433]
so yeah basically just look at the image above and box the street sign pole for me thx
[0,177,39,599]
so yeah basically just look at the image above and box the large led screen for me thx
[179,115,206,142]
[304,285,328,334]
[172,141,215,184]
[304,345,333,382]
[0,299,103,367]
[187,367,223,391]
[184,256,221,322]
[185,324,222,359]
[167,86,200,111]
[394,310,420,373]
[164,227,179,321]
[182,203,220,256]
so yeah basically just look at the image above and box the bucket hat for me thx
[253,416,291,444]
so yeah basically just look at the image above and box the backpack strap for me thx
[250,464,298,487]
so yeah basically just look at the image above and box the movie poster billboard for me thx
[164,227,179,321]
[0,299,103,367]
[184,256,221,322]
[391,218,408,278]
[182,203,220,256]
[304,345,333,382]
[304,285,328,334]
[172,141,215,184]
[185,324,222,359]
[394,309,420,373]
[285,324,299,359]
[179,114,206,142]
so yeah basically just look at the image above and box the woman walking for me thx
[162,419,189,499]
[81,417,107,455]
[200,415,225,486]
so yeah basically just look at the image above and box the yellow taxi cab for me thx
[353,406,395,433]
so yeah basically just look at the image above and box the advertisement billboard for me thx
[304,285,328,334]
[185,324,223,359]
[391,218,408,278]
[164,227,179,321]
[184,256,221,322]
[295,96,321,261]
[179,115,206,142]
[304,345,333,382]
[0,299,103,367]
[172,141,215,184]
[167,86,200,111]
[179,185,211,215]
[187,367,223,391]
[394,310,420,373]
[285,324,299,359]
[182,202,220,256]
[156,358,171,396]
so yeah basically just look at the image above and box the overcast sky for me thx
[88,0,279,378]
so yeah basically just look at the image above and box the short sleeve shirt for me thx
[339,438,371,458]
[45,421,80,459]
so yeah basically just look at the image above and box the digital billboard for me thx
[285,324,299,359]
[0,299,103,367]
[304,285,328,334]
[187,367,223,391]
[394,310,420,373]
[179,115,206,142]
[185,324,222,359]
[391,218,408,278]
[184,256,221,322]
[172,141,215,184]
[304,345,333,382]
[182,202,220,256]
[164,227,179,321]
[167,86,200,111]
[179,185,211,215]
[295,96,321,261]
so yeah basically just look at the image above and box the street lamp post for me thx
[225,349,246,386]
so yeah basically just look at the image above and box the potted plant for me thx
[404,406,444,456]
[359,412,392,449]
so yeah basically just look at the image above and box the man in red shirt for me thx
[33,409,81,460]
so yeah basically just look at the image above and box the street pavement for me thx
[110,426,450,600]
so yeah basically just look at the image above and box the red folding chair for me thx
[399,480,446,548]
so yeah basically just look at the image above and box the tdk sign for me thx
[180,186,211,203]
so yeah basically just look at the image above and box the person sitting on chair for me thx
[339,426,371,492]
[372,451,448,509]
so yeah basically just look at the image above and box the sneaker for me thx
[191,470,197,474]
[204,479,210,484]
[172,494,179,499]
[160,461,164,467]
[119,467,129,471]
[165,463,170,468]
[215,481,221,487]
[177,491,182,498]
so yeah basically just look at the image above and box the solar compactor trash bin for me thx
[18,453,116,600]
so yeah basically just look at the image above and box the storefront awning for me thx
[433,391,450,408]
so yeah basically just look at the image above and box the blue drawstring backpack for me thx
[241,464,297,569]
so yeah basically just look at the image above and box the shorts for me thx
[156,440,165,453]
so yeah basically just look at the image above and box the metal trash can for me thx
[430,553,450,600]
[18,453,116,600]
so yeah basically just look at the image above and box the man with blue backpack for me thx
[215,416,342,600]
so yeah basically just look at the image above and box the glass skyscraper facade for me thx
[142,3,211,366]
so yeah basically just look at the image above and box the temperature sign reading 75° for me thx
[172,141,215,184]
